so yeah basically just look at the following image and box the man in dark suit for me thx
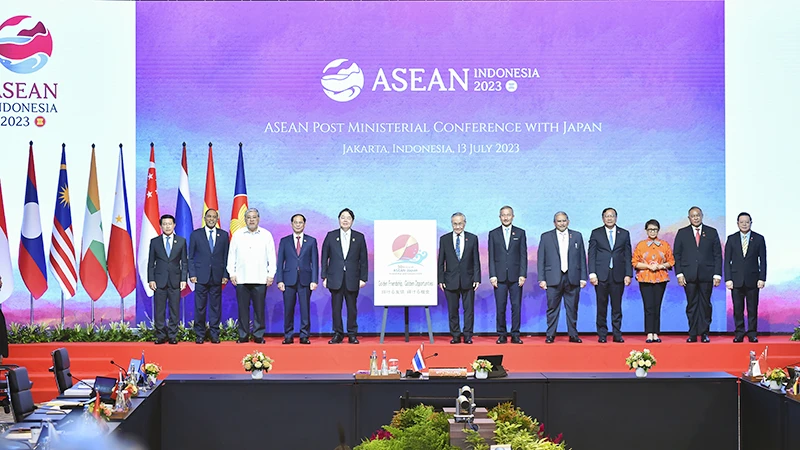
[438,212,481,344]
[724,212,767,343]
[588,208,632,343]
[488,206,527,344]
[277,214,319,345]
[673,206,722,343]
[321,208,368,344]
[537,211,587,343]
[147,214,188,344]
[188,209,229,344]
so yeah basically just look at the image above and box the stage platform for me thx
[8,334,799,403]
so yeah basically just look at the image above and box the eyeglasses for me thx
[646,228,659,232]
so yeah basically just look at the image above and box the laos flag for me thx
[19,142,48,299]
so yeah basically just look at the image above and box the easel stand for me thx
[379,306,434,344]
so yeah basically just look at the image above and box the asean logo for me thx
[0,16,53,74]
[321,58,364,102]
[390,235,428,266]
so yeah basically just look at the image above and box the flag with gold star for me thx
[49,145,77,298]
[108,146,136,298]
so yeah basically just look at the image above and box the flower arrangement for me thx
[87,401,113,421]
[241,350,274,373]
[765,367,789,383]
[113,380,138,400]
[471,359,494,372]
[625,349,657,372]
[143,362,162,376]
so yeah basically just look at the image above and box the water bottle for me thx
[381,350,388,376]
[369,350,378,375]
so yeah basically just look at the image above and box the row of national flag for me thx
[0,141,250,305]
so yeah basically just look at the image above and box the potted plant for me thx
[242,350,274,379]
[471,359,493,379]
[626,349,657,378]
[764,367,788,390]
[143,362,162,388]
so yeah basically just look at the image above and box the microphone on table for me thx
[67,372,96,398]
[110,360,129,378]
[405,353,440,379]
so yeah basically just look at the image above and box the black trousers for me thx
[193,282,222,340]
[154,286,181,341]
[595,280,624,339]
[546,271,580,338]
[640,282,667,334]
[283,283,311,339]
[445,287,475,339]
[731,285,760,338]
[494,280,522,337]
[330,274,358,337]
[236,284,267,340]
[684,280,713,336]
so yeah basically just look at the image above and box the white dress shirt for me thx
[205,227,216,248]
[227,227,276,283]
[163,233,174,254]
[340,229,350,259]
[503,225,512,250]
[557,230,569,273]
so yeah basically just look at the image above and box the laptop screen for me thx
[476,355,504,371]
[93,376,117,402]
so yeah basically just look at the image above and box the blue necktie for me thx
[166,236,171,255]
[608,229,614,269]
[455,234,461,261]
[208,229,215,252]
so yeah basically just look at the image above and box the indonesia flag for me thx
[0,180,15,303]
[203,143,219,228]
[175,143,194,297]
[137,143,160,297]
[107,145,136,298]
[49,145,77,299]
[18,142,47,299]
[79,145,107,301]
[411,344,426,372]
[229,144,248,238]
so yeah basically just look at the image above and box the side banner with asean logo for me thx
[374,220,437,307]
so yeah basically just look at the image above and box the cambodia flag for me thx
[18,142,47,299]
[175,143,193,297]
[203,143,220,228]
[229,144,248,239]
[107,146,136,298]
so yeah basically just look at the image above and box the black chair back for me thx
[7,366,36,422]
[51,347,73,394]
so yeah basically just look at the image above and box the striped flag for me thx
[137,143,160,297]
[18,142,48,299]
[79,145,107,301]
[175,143,193,297]
[411,344,426,372]
[203,142,219,227]
[229,144,248,238]
[0,180,14,303]
[49,145,77,299]
[107,145,136,298]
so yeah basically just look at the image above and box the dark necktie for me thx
[296,236,301,256]
[455,234,461,261]
[208,230,214,252]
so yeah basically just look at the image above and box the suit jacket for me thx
[276,234,319,287]
[147,234,188,289]
[588,226,633,282]
[321,229,368,291]
[537,229,587,286]
[438,231,481,290]
[187,227,230,285]
[488,226,527,283]
[673,224,722,283]
[724,231,766,288]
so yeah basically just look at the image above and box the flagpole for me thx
[30,293,33,324]
[91,298,95,324]
[120,295,124,323]
[60,292,64,327]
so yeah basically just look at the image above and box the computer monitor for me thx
[476,354,507,378]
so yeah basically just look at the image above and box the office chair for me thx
[6,367,36,422]
[0,364,18,415]
[49,348,73,394]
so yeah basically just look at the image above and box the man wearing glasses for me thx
[724,212,767,343]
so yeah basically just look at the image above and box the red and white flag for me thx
[107,146,136,298]
[137,143,160,297]
[0,180,14,303]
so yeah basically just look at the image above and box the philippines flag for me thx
[0,180,15,303]
[49,145,77,299]
[229,144,248,239]
[175,143,193,297]
[18,142,47,299]
[411,344,426,372]
[203,143,219,227]
[79,145,108,301]
[137,143,160,297]
[107,145,136,298]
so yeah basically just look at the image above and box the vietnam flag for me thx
[137,143,160,297]
[107,145,135,298]
[229,143,248,238]
[79,145,107,301]
[203,142,220,228]
[18,142,47,299]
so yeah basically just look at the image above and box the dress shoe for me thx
[348,337,360,344]
[496,336,507,344]
[464,338,473,344]
[282,338,293,345]
[613,337,625,343]
[654,338,662,343]
[645,339,654,344]
[568,336,582,343]
[598,337,607,343]
[299,338,310,345]
[195,339,204,344]
[733,336,744,343]
[450,337,461,344]
[168,339,178,345]
[686,336,697,343]
[701,334,710,343]
[211,338,221,344]
[253,337,265,344]
[237,338,250,344]
[328,334,343,344]
[155,339,167,345]
[511,337,523,344]
[748,336,759,343]
[545,336,555,344]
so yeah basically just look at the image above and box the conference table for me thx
[740,378,800,450]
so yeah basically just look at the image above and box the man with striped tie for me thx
[724,212,767,343]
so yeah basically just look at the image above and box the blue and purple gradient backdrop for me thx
[132,1,757,334]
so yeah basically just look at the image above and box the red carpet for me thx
[7,334,799,403]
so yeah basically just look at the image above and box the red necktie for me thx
[296,236,301,256]
[695,228,701,246]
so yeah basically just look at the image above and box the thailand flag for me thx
[175,143,193,296]
[412,344,426,372]
[18,142,48,299]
